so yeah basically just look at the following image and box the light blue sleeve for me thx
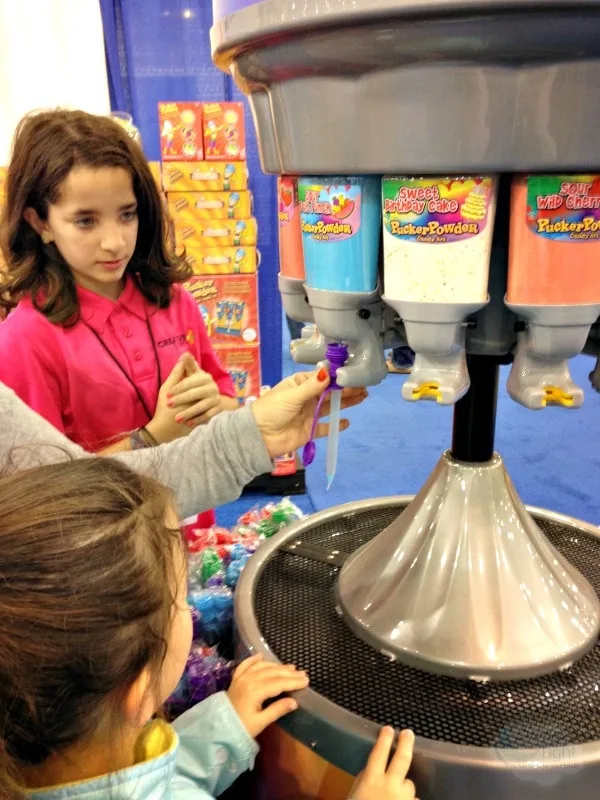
[170,692,259,798]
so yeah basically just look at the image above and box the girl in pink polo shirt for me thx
[0,109,240,526]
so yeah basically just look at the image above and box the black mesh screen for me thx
[254,505,600,748]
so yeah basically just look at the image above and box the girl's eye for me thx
[74,218,95,229]
[121,209,138,222]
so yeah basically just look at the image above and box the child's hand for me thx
[227,654,309,739]
[350,728,417,800]
[168,353,222,426]
[146,357,191,443]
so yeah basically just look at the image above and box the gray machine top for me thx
[213,0,600,46]
[212,0,600,174]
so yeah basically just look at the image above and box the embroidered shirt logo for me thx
[157,333,187,348]
[156,330,195,349]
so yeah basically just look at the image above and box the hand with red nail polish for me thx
[144,354,236,444]
[144,358,191,445]
[167,353,239,427]
[250,369,367,459]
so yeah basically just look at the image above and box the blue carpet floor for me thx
[305,358,600,525]
[217,317,599,528]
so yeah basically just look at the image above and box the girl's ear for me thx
[23,207,48,238]
[123,668,155,729]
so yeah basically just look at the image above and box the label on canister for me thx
[382,177,493,244]
[278,177,297,229]
[526,175,600,241]
[299,182,361,242]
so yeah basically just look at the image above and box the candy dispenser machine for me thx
[277,175,327,365]
[211,2,600,799]
[277,176,311,322]
[299,175,387,387]
[382,175,497,404]
[506,175,600,409]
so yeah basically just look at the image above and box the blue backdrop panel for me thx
[101,0,282,386]
[99,0,131,112]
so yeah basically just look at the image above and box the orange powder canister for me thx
[278,176,305,280]
[508,175,600,306]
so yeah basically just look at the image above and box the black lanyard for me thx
[82,309,163,423]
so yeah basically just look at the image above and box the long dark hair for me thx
[0,458,183,796]
[0,109,191,324]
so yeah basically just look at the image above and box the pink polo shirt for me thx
[0,278,236,526]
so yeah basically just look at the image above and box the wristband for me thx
[130,428,153,450]
[140,426,158,446]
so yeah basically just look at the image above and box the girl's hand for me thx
[250,369,367,458]
[227,654,309,739]
[145,357,191,443]
[168,353,222,426]
[350,728,417,800]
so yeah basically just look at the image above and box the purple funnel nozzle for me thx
[326,342,350,390]
[301,342,349,467]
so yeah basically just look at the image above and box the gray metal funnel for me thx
[336,452,600,682]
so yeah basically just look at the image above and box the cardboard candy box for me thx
[178,245,258,275]
[174,217,257,248]
[148,161,163,192]
[162,162,248,193]
[167,191,253,221]
[158,102,204,161]
[183,274,260,345]
[202,102,246,162]
[215,344,261,404]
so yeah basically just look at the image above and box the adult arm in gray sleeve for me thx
[118,407,273,517]
[0,382,272,518]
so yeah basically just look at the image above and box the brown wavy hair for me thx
[0,109,191,325]
[0,458,183,796]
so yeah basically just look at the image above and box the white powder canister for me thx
[382,176,497,303]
